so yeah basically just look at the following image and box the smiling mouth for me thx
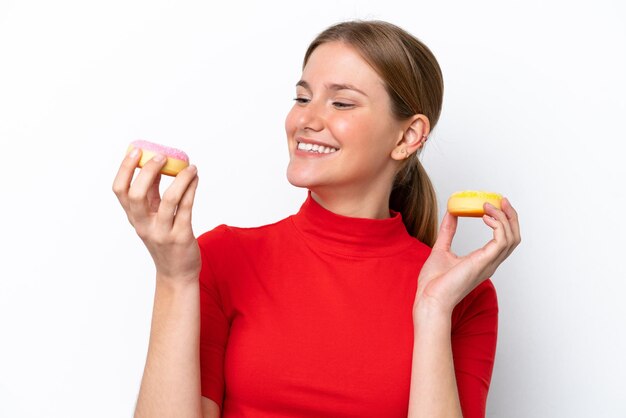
[296,141,339,154]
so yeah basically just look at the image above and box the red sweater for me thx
[198,193,498,417]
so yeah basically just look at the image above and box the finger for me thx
[128,154,167,221]
[481,212,508,262]
[472,201,520,278]
[112,147,142,212]
[501,197,521,249]
[432,212,458,252]
[484,202,514,249]
[156,165,198,228]
[147,173,162,213]
[173,172,199,231]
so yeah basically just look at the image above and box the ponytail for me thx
[390,157,438,247]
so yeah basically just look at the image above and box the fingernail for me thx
[128,148,140,158]
[187,165,197,173]
[152,154,165,163]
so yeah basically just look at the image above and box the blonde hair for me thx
[303,20,444,246]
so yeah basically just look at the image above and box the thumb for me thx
[432,212,457,252]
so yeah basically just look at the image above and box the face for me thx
[285,41,406,195]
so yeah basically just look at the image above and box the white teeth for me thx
[297,142,338,154]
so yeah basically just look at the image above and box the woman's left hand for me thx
[413,198,521,315]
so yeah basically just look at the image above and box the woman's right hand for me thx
[112,148,201,285]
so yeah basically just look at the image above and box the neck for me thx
[309,184,392,220]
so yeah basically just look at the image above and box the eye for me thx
[333,101,354,109]
[293,97,310,104]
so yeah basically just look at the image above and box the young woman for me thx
[113,20,521,418]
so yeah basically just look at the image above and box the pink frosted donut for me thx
[127,140,190,176]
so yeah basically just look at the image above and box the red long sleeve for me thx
[198,194,498,417]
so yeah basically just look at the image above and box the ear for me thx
[391,114,431,161]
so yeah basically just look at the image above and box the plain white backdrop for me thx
[1,0,625,417]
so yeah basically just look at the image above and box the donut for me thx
[447,190,503,217]
[127,140,190,176]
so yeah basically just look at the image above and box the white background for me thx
[1,0,625,417]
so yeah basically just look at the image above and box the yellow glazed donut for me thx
[447,190,503,217]
[127,140,190,177]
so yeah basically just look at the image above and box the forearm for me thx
[135,276,202,418]
[407,301,463,418]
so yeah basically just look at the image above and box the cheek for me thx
[328,114,361,140]
[330,113,378,147]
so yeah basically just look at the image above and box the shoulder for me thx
[197,217,293,287]
[405,236,432,264]
[197,216,294,253]
[451,279,499,331]
[466,279,498,306]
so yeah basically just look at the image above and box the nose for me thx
[296,99,324,132]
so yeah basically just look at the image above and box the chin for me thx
[286,163,324,190]
[286,170,313,189]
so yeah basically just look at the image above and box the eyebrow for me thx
[296,80,368,97]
